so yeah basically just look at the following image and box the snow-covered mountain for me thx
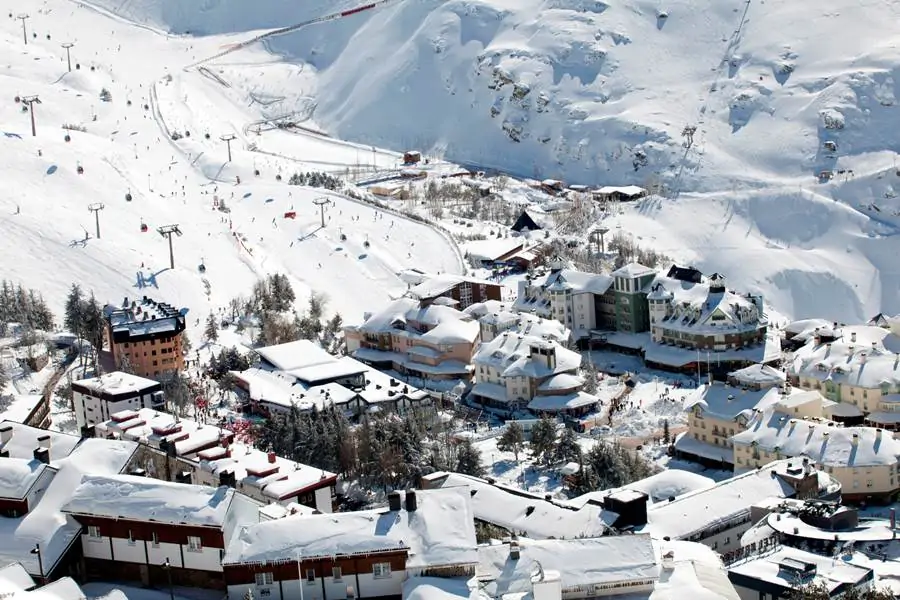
[2,0,900,324]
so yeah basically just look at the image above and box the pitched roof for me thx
[223,487,477,569]
[789,325,900,389]
[62,474,237,527]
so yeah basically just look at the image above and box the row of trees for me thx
[64,284,105,370]
[0,280,54,335]
[208,275,344,353]
[256,405,484,494]
[496,417,658,495]
[789,584,894,600]
[288,171,342,190]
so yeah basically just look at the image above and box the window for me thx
[87,525,101,538]
[151,532,159,547]
[306,569,316,583]
[373,563,391,579]
[255,573,274,586]
[187,536,202,552]
[332,567,342,581]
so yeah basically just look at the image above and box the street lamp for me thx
[162,558,175,600]
[30,543,43,584]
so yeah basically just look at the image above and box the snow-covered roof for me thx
[0,438,137,577]
[612,262,655,279]
[537,373,584,391]
[258,501,319,521]
[464,238,524,262]
[650,541,741,600]
[789,325,900,389]
[567,469,715,509]
[357,366,429,404]
[535,268,613,295]
[232,368,359,411]
[426,472,615,539]
[733,409,900,467]
[595,185,647,197]
[728,364,786,387]
[224,487,477,569]
[473,332,580,379]
[196,442,336,501]
[256,339,337,372]
[0,396,47,428]
[403,577,475,600]
[528,391,598,412]
[783,318,833,342]
[646,275,764,335]
[94,408,231,456]
[0,562,34,592]
[0,458,53,500]
[0,422,81,461]
[72,371,159,396]
[477,536,658,595]
[287,355,369,385]
[683,383,780,422]
[728,547,871,594]
[408,274,497,301]
[643,460,803,541]
[20,577,87,600]
[62,473,253,529]
[356,297,478,343]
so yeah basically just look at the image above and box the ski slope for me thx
[0,4,462,332]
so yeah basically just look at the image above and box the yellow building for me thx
[733,408,900,503]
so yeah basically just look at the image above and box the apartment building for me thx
[221,488,478,600]
[104,296,186,380]
[471,330,597,417]
[647,272,767,351]
[344,297,480,382]
[789,324,900,426]
[406,273,502,310]
[733,407,900,502]
[71,371,164,432]
[61,474,261,589]
[465,300,571,345]
[192,442,337,513]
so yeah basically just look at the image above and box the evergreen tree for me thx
[662,419,671,444]
[788,583,894,600]
[0,365,8,391]
[497,421,526,461]
[554,427,582,464]
[569,440,658,494]
[455,437,485,477]
[82,292,105,369]
[529,416,557,464]
[205,312,219,342]
[64,284,84,336]
[581,355,599,394]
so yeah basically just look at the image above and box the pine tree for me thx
[82,292,105,371]
[529,416,557,464]
[554,427,582,464]
[455,437,485,477]
[497,421,526,461]
[581,355,599,394]
[205,312,219,342]
[64,284,84,336]
[662,419,671,444]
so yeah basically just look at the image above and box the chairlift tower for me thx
[87,203,105,239]
[16,14,30,45]
[61,42,75,72]
[220,134,237,162]
[157,224,183,270]
[21,95,41,137]
[313,197,331,228]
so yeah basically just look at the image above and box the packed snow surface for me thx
[73,0,900,322]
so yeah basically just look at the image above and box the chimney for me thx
[267,451,277,464]
[510,540,521,560]
[852,433,859,446]
[405,489,417,512]
[33,447,50,464]
[876,428,883,440]
[531,570,562,600]
[37,435,51,450]
[388,490,402,512]
[661,550,675,570]
[219,470,237,488]
[851,331,857,343]
[0,425,12,446]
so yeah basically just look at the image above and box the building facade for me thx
[647,273,766,351]
[72,372,164,433]
[104,296,186,380]
[407,274,503,310]
[62,474,260,590]
[344,297,480,382]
